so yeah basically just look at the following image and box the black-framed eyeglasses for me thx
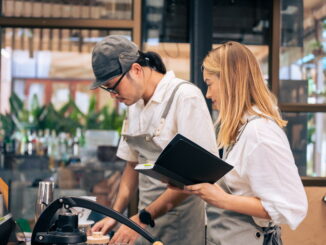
[99,71,128,94]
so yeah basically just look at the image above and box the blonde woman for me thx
[172,41,308,245]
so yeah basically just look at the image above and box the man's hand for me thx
[108,215,146,245]
[91,217,118,235]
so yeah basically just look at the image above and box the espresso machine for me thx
[31,196,163,245]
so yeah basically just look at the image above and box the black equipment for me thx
[31,196,163,245]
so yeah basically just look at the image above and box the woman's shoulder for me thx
[243,116,287,145]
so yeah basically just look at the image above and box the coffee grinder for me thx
[31,196,163,245]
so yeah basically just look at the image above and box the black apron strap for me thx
[262,225,283,245]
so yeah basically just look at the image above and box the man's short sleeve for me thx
[116,136,139,162]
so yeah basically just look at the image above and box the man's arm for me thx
[109,187,190,245]
[144,189,189,218]
[112,161,139,212]
[92,161,139,233]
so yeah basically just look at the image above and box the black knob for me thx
[56,213,79,232]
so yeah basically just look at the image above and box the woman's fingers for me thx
[185,183,203,192]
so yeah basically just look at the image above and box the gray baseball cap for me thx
[90,35,140,89]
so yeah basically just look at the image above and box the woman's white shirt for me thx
[117,71,218,162]
[224,114,308,230]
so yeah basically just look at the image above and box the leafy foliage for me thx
[100,105,125,133]
[0,113,15,138]
[0,93,125,136]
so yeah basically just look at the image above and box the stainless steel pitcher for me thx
[35,181,55,222]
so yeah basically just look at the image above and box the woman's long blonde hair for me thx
[202,41,287,147]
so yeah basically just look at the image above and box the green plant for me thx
[0,93,125,136]
[57,96,84,134]
[310,41,325,57]
[83,95,125,132]
[99,105,125,133]
[310,40,324,50]
[38,102,82,135]
[84,95,101,130]
[307,113,315,145]
[0,113,15,139]
[9,92,34,130]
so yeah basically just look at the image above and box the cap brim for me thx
[89,73,122,90]
[89,79,104,90]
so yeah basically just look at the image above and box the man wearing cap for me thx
[91,35,217,245]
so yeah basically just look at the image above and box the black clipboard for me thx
[135,134,233,188]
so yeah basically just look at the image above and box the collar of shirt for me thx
[233,106,264,143]
[135,70,176,109]
[242,106,261,121]
[239,106,266,127]
[147,70,176,104]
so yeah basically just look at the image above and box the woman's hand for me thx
[91,217,118,234]
[169,183,270,219]
[169,183,230,208]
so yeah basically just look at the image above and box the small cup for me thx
[87,231,110,245]
[78,221,93,236]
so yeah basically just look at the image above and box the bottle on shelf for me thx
[18,129,28,155]
[26,130,37,156]
[68,128,83,165]
[48,130,60,169]
[58,132,69,165]
[42,129,51,156]
[36,130,44,156]
[0,130,4,169]
[74,128,84,157]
